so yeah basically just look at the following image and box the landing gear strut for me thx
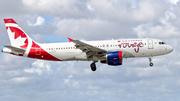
[90,62,96,71]
[149,57,153,67]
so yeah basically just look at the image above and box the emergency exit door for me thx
[148,39,154,49]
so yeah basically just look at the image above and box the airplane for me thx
[2,19,173,71]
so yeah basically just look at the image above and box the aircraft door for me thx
[148,39,154,49]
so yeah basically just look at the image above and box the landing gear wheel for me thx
[149,62,153,67]
[149,57,154,67]
[90,63,96,71]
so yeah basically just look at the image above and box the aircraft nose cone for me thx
[168,46,173,53]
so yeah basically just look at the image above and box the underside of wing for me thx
[70,39,107,61]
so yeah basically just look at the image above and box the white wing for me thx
[69,38,106,61]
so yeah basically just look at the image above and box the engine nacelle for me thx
[100,51,123,66]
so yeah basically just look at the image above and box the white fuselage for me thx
[34,38,173,61]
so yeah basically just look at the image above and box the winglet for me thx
[68,37,73,42]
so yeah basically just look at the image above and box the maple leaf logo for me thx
[7,27,28,49]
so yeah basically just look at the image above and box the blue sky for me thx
[43,35,68,43]
[42,16,54,22]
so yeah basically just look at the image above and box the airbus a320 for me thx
[2,19,173,71]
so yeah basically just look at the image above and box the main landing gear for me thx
[90,62,97,71]
[149,57,153,67]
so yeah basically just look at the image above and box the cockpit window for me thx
[159,42,166,45]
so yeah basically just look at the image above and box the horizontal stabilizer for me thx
[4,45,26,53]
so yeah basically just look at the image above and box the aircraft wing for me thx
[68,38,106,61]
[4,45,26,53]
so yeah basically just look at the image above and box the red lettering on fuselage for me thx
[118,42,143,53]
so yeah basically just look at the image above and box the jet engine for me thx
[100,51,123,66]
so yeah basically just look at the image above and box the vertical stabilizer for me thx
[4,19,34,49]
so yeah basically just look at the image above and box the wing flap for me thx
[70,39,107,61]
[73,40,106,53]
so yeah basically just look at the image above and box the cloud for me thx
[86,4,94,11]
[0,0,180,101]
[22,0,88,18]
[54,18,137,40]
[168,0,180,5]
[27,16,45,26]
[24,60,53,75]
[133,10,179,38]
[11,77,30,84]
[88,0,167,22]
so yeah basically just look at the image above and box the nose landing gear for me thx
[149,62,153,66]
[149,57,153,67]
